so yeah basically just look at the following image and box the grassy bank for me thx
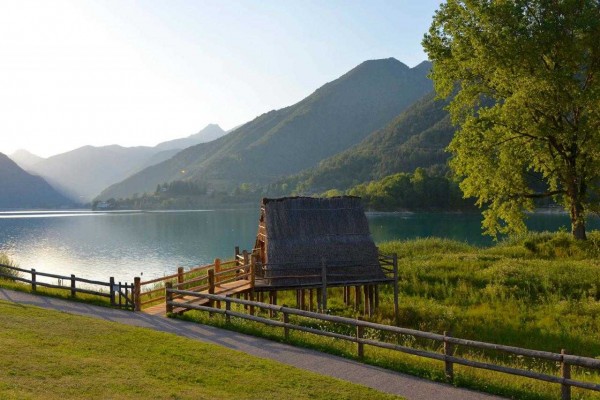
[0,300,400,400]
[181,232,600,399]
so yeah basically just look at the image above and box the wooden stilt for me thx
[309,289,314,311]
[363,285,370,317]
[374,285,380,309]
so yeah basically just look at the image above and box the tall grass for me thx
[0,253,20,279]
[180,232,600,399]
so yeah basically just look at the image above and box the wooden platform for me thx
[143,280,252,316]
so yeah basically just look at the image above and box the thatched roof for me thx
[256,196,389,288]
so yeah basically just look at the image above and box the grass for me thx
[0,300,401,400]
[178,232,600,400]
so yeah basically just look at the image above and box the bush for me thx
[0,253,20,280]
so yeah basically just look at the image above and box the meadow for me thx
[182,232,600,399]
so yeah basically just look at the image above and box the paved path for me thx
[0,288,504,400]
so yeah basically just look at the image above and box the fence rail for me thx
[166,289,600,400]
[0,263,135,310]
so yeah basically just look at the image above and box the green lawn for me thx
[0,300,400,400]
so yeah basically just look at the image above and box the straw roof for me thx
[256,196,388,288]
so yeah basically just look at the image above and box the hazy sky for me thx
[0,0,442,157]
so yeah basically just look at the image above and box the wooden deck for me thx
[143,280,252,316]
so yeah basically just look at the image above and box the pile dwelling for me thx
[247,196,399,318]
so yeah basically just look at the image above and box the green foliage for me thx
[346,168,474,211]
[271,92,454,195]
[0,254,19,280]
[423,1,600,239]
[185,234,600,399]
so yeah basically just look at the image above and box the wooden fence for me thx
[136,252,252,311]
[0,263,136,310]
[166,289,600,400]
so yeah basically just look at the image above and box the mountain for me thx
[275,91,453,194]
[10,149,45,171]
[0,153,72,209]
[98,58,433,200]
[24,124,225,202]
[154,124,226,151]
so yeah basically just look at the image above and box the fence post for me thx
[70,274,76,297]
[249,256,255,316]
[561,349,571,400]
[283,306,290,340]
[235,246,240,266]
[356,317,364,358]
[393,253,399,325]
[31,268,36,291]
[214,258,221,283]
[243,250,249,270]
[444,330,454,382]
[321,258,327,312]
[177,267,184,285]
[109,277,115,306]
[133,277,141,311]
[208,269,215,311]
[225,295,231,324]
[165,282,173,314]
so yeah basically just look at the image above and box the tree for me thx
[423,0,600,239]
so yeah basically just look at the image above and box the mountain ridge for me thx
[97,58,434,200]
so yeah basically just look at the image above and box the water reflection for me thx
[0,209,597,283]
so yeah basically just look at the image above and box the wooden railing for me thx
[0,263,136,310]
[166,290,600,400]
[137,252,254,311]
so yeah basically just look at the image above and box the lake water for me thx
[0,209,597,284]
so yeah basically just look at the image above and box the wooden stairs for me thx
[143,279,252,316]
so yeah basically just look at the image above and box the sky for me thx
[0,0,442,158]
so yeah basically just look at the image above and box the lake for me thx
[0,209,597,284]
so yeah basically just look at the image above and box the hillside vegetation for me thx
[272,91,452,195]
[98,59,433,200]
[184,233,600,400]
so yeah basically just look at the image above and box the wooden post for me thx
[374,285,379,309]
[561,349,571,400]
[355,285,361,311]
[309,289,314,311]
[109,277,115,306]
[225,295,231,324]
[70,274,76,297]
[321,258,327,312]
[316,288,322,310]
[393,253,400,325]
[118,282,122,308]
[249,256,256,315]
[214,258,221,283]
[356,318,364,358]
[444,330,454,382]
[283,306,290,340]
[301,289,306,310]
[243,250,249,270]
[177,266,184,285]
[31,268,36,291]
[250,255,256,288]
[268,290,278,317]
[133,277,141,311]
[363,285,370,317]
[208,269,215,310]
[235,246,240,265]
[165,282,173,314]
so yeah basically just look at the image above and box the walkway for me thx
[0,288,504,400]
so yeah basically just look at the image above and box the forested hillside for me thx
[97,58,433,200]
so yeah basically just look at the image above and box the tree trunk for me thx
[570,202,587,240]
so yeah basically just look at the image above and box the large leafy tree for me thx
[423,0,600,239]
